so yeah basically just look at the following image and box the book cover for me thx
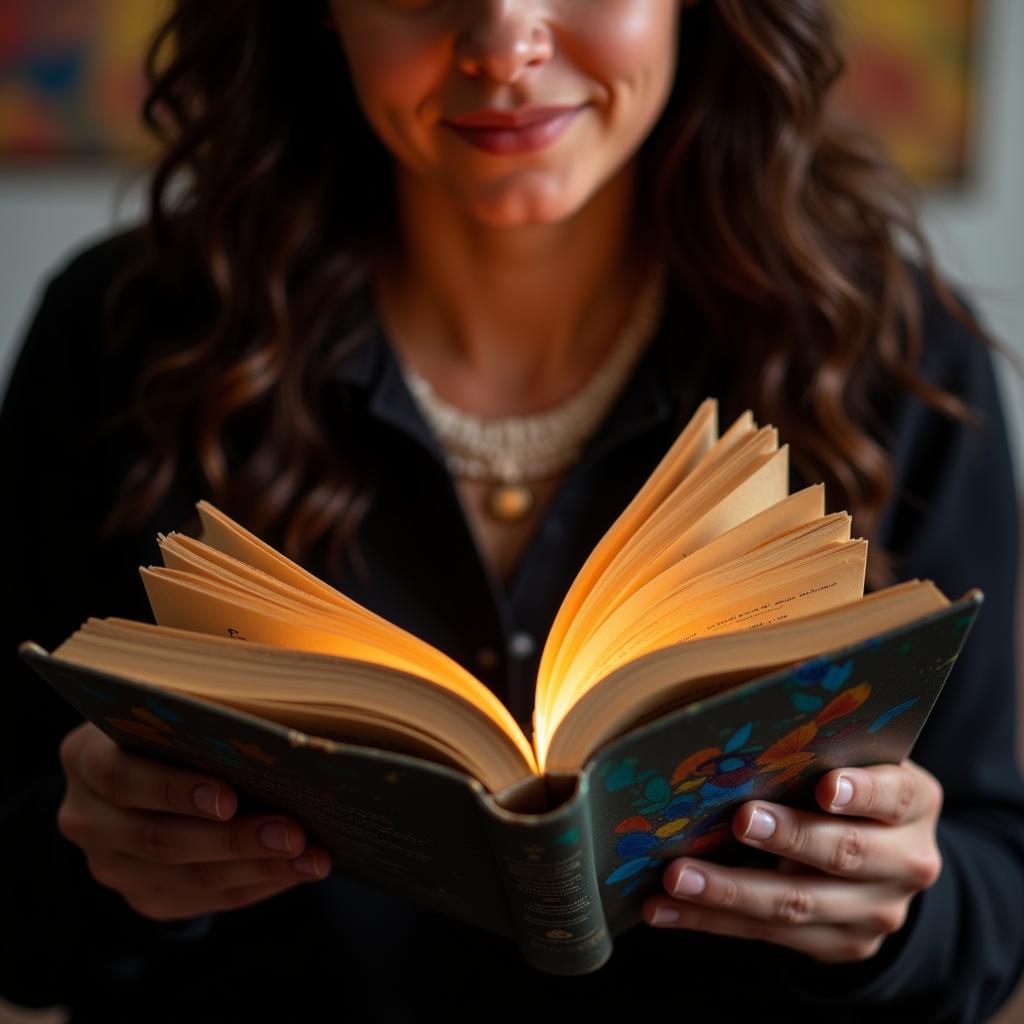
[18,586,982,975]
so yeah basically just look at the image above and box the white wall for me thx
[919,0,1024,491]
[1,0,1022,485]
[0,166,146,388]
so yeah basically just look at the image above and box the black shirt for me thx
[2,227,1023,1023]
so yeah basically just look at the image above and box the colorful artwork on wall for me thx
[0,0,980,184]
[0,0,161,160]
[829,0,978,186]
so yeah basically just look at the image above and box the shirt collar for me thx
[326,284,706,470]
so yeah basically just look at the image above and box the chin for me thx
[458,179,593,228]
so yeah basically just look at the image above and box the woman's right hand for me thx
[56,720,332,923]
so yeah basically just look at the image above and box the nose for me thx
[454,1,554,84]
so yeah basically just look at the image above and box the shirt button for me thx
[508,630,537,659]
[476,645,499,670]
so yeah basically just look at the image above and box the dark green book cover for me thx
[18,587,982,976]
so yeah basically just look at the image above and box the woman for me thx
[2,1,1022,1020]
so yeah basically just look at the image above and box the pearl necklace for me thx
[398,260,667,524]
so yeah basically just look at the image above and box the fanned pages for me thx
[26,398,964,795]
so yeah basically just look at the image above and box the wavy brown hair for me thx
[97,0,1012,592]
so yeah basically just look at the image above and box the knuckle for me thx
[894,771,916,820]
[140,819,177,862]
[85,854,120,889]
[224,824,247,860]
[160,772,179,815]
[831,826,867,874]
[871,904,908,935]
[851,935,885,961]
[910,850,943,889]
[773,885,815,925]
[716,874,743,909]
[88,744,122,806]
[58,731,79,775]
[860,772,879,814]
[56,800,86,843]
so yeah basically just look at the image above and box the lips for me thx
[445,104,584,130]
[442,104,587,155]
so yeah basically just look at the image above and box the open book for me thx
[19,397,982,974]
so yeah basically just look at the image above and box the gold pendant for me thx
[485,482,535,523]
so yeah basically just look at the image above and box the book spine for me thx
[478,770,613,976]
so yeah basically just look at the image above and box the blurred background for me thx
[0,0,1021,1021]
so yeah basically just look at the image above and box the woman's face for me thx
[326,0,687,227]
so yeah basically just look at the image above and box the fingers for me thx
[56,722,335,924]
[60,724,239,822]
[726,800,942,888]
[87,848,330,921]
[813,759,944,825]
[657,858,909,931]
[641,760,945,964]
[726,762,944,889]
[59,778,314,866]
[644,896,891,965]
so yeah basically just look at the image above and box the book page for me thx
[156,533,475,688]
[52,617,539,792]
[561,540,867,713]
[576,485,828,645]
[196,501,351,603]
[195,500,507,681]
[543,441,790,733]
[159,531,346,614]
[142,566,434,675]
[603,427,783,581]
[137,565,537,772]
[537,406,776,752]
[202,695,488,780]
[548,444,789,710]
[532,399,722,750]
[542,579,951,772]
[561,511,853,702]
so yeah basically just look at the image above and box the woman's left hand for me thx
[643,757,945,964]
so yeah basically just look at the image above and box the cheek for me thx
[347,32,425,86]
[564,0,679,107]
[333,16,447,132]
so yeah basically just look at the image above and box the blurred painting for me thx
[829,0,978,186]
[0,0,161,160]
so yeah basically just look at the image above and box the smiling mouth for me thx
[442,105,587,156]
[444,104,585,130]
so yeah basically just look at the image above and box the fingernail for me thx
[292,851,327,876]
[293,852,326,877]
[194,785,221,818]
[260,820,293,853]
[672,866,706,896]
[743,807,777,840]
[651,906,680,925]
[832,775,854,808]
